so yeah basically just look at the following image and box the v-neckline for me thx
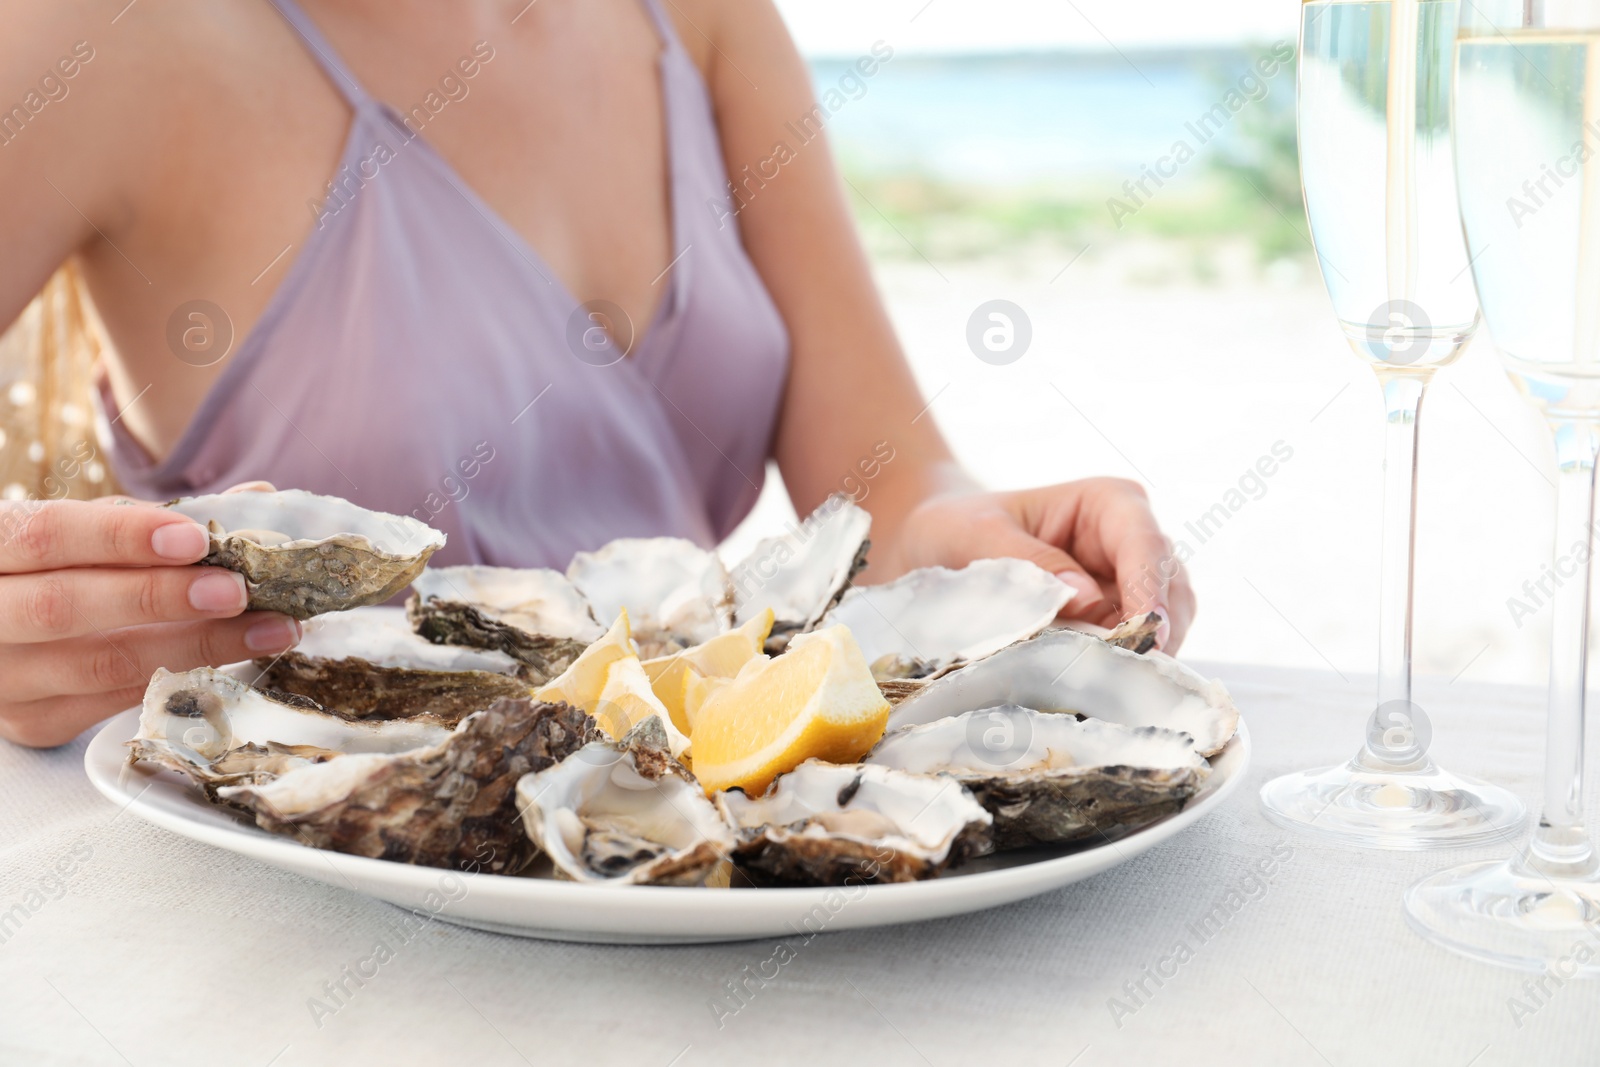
[367,54,688,367]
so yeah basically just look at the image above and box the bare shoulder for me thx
[660,0,801,98]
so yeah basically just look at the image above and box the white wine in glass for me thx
[1406,0,1600,972]
[1257,0,1525,847]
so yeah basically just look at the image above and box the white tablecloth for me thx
[2,663,1598,1066]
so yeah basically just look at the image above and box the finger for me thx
[1064,482,1182,647]
[0,566,251,643]
[0,499,211,574]
[958,518,1109,617]
[1162,560,1197,653]
[223,481,276,494]
[1,613,302,703]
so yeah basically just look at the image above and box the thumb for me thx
[976,525,1108,618]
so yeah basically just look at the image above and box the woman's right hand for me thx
[0,497,302,748]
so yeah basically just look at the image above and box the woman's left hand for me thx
[878,478,1195,653]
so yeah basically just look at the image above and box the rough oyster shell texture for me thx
[516,717,732,885]
[408,566,599,683]
[715,760,992,885]
[868,705,1209,850]
[166,490,445,619]
[130,667,598,873]
[255,608,531,725]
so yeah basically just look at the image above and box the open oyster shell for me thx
[867,705,1208,850]
[516,717,732,885]
[729,496,871,652]
[128,667,452,796]
[715,760,992,885]
[567,539,734,657]
[254,608,531,725]
[130,668,597,873]
[824,558,1072,682]
[166,490,444,619]
[887,629,1239,757]
[408,566,601,683]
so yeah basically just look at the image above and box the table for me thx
[2,663,1598,1066]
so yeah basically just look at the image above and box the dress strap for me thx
[637,0,685,53]
[264,0,373,109]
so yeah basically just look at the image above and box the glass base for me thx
[1258,755,1526,850]
[1405,856,1600,974]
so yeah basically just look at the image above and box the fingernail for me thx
[1054,570,1105,608]
[245,615,301,653]
[189,570,248,613]
[151,521,210,561]
[1151,606,1172,652]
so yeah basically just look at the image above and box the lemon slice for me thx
[643,608,774,735]
[690,624,890,796]
[534,609,635,709]
[595,656,690,756]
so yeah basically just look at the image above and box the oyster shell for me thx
[408,566,601,682]
[515,717,732,885]
[823,558,1072,681]
[1106,611,1163,654]
[166,490,444,619]
[867,705,1208,849]
[128,667,455,793]
[729,496,871,652]
[567,538,733,657]
[715,760,992,885]
[131,668,597,873]
[254,607,531,725]
[887,628,1239,757]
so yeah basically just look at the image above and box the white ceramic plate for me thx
[86,709,1250,945]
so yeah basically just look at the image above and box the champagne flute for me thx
[1405,0,1600,970]
[1257,0,1525,847]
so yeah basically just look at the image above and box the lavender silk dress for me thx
[97,0,789,568]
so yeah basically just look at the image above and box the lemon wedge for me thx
[689,624,890,796]
[643,608,774,735]
[535,609,689,756]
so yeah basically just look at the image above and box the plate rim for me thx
[85,704,1251,927]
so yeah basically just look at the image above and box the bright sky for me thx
[771,0,1298,56]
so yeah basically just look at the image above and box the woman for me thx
[0,0,1192,748]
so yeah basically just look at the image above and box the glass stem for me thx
[1364,370,1430,769]
[1527,417,1600,877]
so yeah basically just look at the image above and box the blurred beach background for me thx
[721,0,1559,695]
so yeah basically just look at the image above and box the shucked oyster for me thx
[715,761,992,885]
[130,668,597,873]
[516,717,732,885]
[408,566,601,683]
[888,628,1239,757]
[254,607,531,724]
[129,667,452,794]
[729,496,872,653]
[867,705,1209,850]
[567,538,734,657]
[823,558,1072,682]
[166,489,445,619]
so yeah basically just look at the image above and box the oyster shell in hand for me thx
[408,566,601,682]
[254,607,531,725]
[715,760,992,885]
[728,496,871,652]
[516,717,732,885]
[567,538,733,657]
[867,705,1208,849]
[165,489,445,619]
[823,558,1072,683]
[888,628,1239,757]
